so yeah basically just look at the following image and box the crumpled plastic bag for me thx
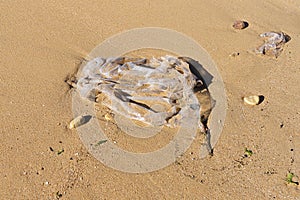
[76,56,201,127]
[256,32,289,58]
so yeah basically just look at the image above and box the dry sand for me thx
[1,0,300,199]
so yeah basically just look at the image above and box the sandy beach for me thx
[1,1,300,199]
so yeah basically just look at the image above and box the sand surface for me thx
[1,1,300,199]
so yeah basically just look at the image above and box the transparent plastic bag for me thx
[76,56,200,127]
[256,32,288,58]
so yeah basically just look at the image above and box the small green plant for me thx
[57,149,64,155]
[95,139,108,146]
[286,172,299,185]
[244,148,253,157]
[56,191,63,198]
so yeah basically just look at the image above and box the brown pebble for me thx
[233,20,248,30]
[229,52,240,57]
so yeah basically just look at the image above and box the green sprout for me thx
[244,148,253,157]
[286,172,299,185]
[94,140,108,146]
[56,191,63,198]
[57,149,64,155]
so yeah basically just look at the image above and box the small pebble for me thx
[243,95,263,105]
[230,52,240,57]
[233,20,248,30]
[69,116,87,129]
[104,113,112,121]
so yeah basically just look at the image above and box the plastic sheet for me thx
[76,56,200,127]
[256,32,288,58]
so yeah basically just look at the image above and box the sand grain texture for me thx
[1,0,300,199]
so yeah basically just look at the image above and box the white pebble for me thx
[243,95,260,105]
[69,116,86,129]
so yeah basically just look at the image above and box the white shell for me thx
[104,113,112,121]
[243,95,260,105]
[69,116,86,129]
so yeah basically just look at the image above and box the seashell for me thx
[104,113,113,121]
[69,115,90,129]
[233,20,248,30]
[243,95,264,105]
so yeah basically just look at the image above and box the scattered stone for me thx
[69,115,91,129]
[229,52,240,57]
[233,20,248,30]
[243,95,264,105]
[280,123,284,128]
[104,113,113,121]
